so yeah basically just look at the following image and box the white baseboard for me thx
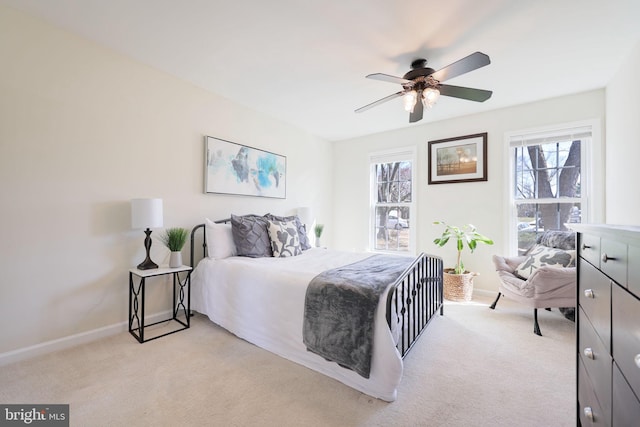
[0,311,172,367]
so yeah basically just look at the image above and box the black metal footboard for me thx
[386,252,443,358]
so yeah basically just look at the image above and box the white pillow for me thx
[267,220,302,258]
[205,218,237,259]
[514,244,576,279]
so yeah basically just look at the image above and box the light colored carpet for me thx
[0,294,575,426]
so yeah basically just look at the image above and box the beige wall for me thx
[605,41,640,225]
[0,6,333,355]
[332,91,606,292]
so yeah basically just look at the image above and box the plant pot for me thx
[169,251,182,268]
[443,269,478,302]
[315,238,321,247]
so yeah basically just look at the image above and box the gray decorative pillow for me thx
[536,230,576,251]
[267,220,302,257]
[230,214,273,258]
[514,244,576,279]
[264,213,311,250]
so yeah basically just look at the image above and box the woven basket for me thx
[443,269,477,302]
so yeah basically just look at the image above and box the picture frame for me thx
[428,132,488,184]
[204,136,286,198]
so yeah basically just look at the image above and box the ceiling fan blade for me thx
[438,84,493,102]
[409,94,424,123]
[366,73,413,86]
[355,90,406,113]
[430,52,491,82]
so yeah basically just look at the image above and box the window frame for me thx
[369,147,417,255]
[504,120,601,255]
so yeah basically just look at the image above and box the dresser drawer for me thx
[628,244,640,297]
[612,283,640,398]
[580,233,601,268]
[579,258,611,353]
[578,307,612,422]
[600,238,627,287]
[613,362,640,427]
[578,358,609,426]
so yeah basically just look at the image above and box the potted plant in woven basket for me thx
[159,227,189,268]
[433,221,494,301]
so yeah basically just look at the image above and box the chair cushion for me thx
[497,271,535,298]
[514,244,576,279]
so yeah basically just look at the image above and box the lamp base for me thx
[137,258,159,270]
[137,228,158,270]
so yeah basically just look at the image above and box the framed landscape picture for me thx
[205,136,286,198]
[428,133,487,184]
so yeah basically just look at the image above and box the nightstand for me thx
[128,265,192,343]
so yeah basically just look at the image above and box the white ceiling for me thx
[3,0,640,141]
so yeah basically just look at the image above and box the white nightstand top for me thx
[129,265,192,277]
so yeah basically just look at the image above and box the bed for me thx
[189,217,443,401]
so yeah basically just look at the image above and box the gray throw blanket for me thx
[302,254,413,378]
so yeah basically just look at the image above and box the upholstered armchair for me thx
[490,230,576,336]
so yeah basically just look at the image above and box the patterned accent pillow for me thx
[514,244,576,279]
[230,214,273,258]
[267,220,302,257]
[264,213,311,250]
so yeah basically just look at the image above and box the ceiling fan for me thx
[355,51,493,123]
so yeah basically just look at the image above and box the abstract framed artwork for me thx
[428,132,488,184]
[205,136,286,198]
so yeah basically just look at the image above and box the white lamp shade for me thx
[297,206,313,226]
[131,198,163,229]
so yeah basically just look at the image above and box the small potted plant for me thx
[433,221,493,301]
[314,224,324,248]
[159,227,189,268]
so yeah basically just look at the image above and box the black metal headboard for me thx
[189,218,231,267]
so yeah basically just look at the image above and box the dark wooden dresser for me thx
[571,224,640,426]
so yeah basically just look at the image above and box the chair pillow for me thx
[514,244,576,279]
[205,218,237,259]
[267,220,302,257]
[264,213,311,250]
[230,214,273,258]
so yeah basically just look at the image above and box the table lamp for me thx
[131,198,163,270]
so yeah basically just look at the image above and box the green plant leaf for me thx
[433,221,494,273]
[159,227,189,252]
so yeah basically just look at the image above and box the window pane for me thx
[516,202,581,254]
[374,206,410,251]
[515,140,581,200]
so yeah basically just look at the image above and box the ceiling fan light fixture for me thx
[422,87,440,108]
[404,90,417,112]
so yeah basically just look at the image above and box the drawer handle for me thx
[584,289,595,298]
[635,354,640,369]
[583,348,594,359]
[601,253,616,263]
[584,407,594,421]
[581,243,592,250]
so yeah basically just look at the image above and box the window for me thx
[370,148,416,253]
[508,125,591,254]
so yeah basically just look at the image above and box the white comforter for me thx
[190,248,404,401]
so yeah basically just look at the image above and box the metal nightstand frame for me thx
[128,265,192,343]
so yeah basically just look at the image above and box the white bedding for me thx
[190,248,404,401]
